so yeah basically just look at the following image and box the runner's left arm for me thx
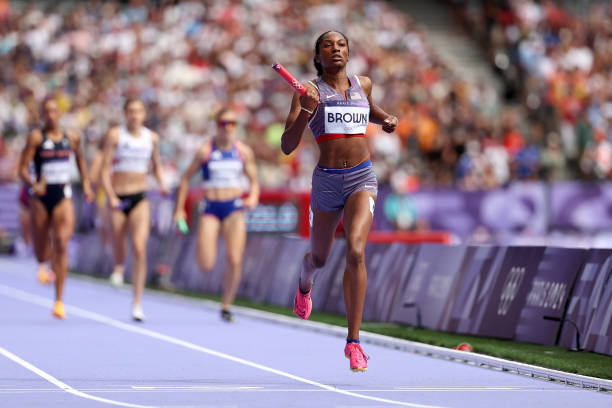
[360,76,398,133]
[173,143,209,222]
[239,142,260,210]
[151,132,168,195]
[19,129,42,189]
[69,130,94,202]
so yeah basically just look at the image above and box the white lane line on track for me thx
[130,386,263,390]
[0,346,156,408]
[0,387,580,394]
[0,283,446,408]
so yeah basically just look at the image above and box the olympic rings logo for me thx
[497,266,526,316]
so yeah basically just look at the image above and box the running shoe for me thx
[292,284,312,320]
[37,267,55,284]
[37,268,48,284]
[52,301,65,320]
[220,309,235,323]
[131,304,145,322]
[344,342,370,372]
[109,271,124,287]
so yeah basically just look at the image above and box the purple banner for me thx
[474,247,545,339]
[71,233,114,277]
[379,183,548,239]
[265,237,310,307]
[67,230,612,355]
[4,181,612,243]
[441,246,507,333]
[320,240,349,315]
[377,182,612,242]
[551,182,612,232]
[364,243,419,322]
[321,241,419,319]
[391,244,469,329]
[171,235,225,294]
[0,183,21,232]
[560,249,612,352]
[514,247,586,345]
[585,268,612,355]
[238,235,284,302]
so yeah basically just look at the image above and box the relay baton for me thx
[176,218,189,234]
[272,62,306,96]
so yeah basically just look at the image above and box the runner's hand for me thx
[382,116,398,133]
[83,183,94,203]
[243,195,258,210]
[173,209,186,223]
[109,195,121,209]
[32,179,47,196]
[299,86,319,113]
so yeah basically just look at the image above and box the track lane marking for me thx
[0,346,156,408]
[0,283,446,408]
[0,387,580,394]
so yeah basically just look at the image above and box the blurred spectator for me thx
[540,132,567,181]
[453,0,612,181]
[0,0,508,193]
[581,127,612,179]
[2,0,608,196]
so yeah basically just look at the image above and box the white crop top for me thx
[112,126,154,174]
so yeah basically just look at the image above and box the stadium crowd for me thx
[0,0,610,198]
[453,0,612,181]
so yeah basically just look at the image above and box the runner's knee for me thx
[346,240,365,268]
[52,237,69,254]
[197,254,214,272]
[131,241,147,261]
[226,253,242,270]
[311,253,327,269]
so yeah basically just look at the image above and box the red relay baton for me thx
[272,62,306,96]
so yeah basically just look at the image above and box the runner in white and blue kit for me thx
[281,31,398,372]
[174,107,260,322]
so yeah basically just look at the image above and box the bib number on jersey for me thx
[324,106,369,135]
[41,161,71,184]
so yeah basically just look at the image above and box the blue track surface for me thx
[0,256,610,408]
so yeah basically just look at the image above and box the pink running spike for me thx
[344,342,370,372]
[292,284,312,320]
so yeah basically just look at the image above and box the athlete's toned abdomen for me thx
[316,137,371,169]
[111,172,148,196]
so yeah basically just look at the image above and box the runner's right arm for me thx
[68,129,94,203]
[281,84,319,155]
[88,139,105,189]
[101,127,120,208]
[18,129,44,194]
[173,143,210,221]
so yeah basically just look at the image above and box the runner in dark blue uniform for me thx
[19,98,93,319]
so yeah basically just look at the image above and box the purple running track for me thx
[0,257,610,408]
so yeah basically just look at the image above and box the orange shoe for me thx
[37,267,56,284]
[37,268,49,284]
[52,301,65,319]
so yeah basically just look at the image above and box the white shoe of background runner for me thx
[132,304,145,322]
[109,271,124,287]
